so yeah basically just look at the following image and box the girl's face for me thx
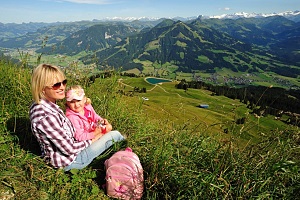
[66,97,86,113]
[43,79,67,103]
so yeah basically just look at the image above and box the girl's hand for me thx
[105,123,112,132]
[102,119,109,125]
[91,127,104,143]
[94,127,102,135]
[103,119,112,132]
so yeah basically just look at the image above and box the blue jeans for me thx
[64,130,124,171]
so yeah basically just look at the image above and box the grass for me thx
[120,77,290,143]
[1,58,300,199]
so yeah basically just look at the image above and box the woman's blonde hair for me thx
[66,85,92,104]
[31,64,66,104]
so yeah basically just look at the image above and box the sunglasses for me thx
[50,79,67,90]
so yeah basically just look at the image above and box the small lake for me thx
[145,77,172,84]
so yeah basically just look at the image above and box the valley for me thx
[1,13,300,91]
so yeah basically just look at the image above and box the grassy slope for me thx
[119,77,289,147]
[1,61,299,199]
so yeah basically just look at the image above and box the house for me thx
[142,97,149,101]
[198,104,209,108]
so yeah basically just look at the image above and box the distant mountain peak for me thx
[210,10,300,21]
[101,16,160,22]
[97,10,300,23]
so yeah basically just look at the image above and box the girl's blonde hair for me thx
[66,85,92,104]
[31,64,66,104]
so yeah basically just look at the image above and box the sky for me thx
[0,0,299,24]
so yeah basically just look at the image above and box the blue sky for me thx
[0,0,299,24]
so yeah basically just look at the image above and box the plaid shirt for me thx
[29,99,91,168]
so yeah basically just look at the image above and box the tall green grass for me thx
[0,58,299,199]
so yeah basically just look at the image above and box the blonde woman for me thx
[29,64,124,171]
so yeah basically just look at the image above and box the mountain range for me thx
[209,10,300,21]
[0,10,300,87]
[1,10,300,39]
[104,10,300,22]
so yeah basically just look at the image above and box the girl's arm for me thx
[68,115,95,141]
[88,104,102,122]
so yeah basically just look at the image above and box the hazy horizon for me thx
[0,0,299,24]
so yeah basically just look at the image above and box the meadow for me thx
[0,58,299,199]
[6,47,300,91]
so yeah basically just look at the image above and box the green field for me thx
[118,77,290,147]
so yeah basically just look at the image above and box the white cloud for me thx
[59,0,116,4]
[219,7,231,11]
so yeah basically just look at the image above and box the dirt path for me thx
[118,78,182,97]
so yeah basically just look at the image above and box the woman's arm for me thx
[38,114,90,155]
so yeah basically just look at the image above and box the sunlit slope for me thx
[119,77,289,145]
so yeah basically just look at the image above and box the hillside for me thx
[194,16,300,64]
[1,60,300,199]
[83,19,252,72]
[0,22,54,39]
[79,18,300,83]
[118,77,291,135]
[0,22,102,48]
[37,24,139,56]
[0,15,300,90]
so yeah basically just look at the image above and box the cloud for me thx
[59,0,117,4]
[219,7,231,11]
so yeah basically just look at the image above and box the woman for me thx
[29,63,124,171]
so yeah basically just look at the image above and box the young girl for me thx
[65,85,113,142]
